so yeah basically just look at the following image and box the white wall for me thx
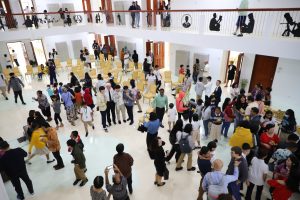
[171,0,300,9]
[115,36,145,59]
[272,58,300,121]
[169,43,226,82]
[34,0,83,12]
[42,32,90,59]
[239,53,256,92]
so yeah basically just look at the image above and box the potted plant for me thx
[240,79,248,89]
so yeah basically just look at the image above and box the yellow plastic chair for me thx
[172,74,185,89]
[164,71,172,87]
[77,70,85,80]
[54,59,61,66]
[132,71,139,80]
[66,58,73,67]
[25,65,33,77]
[137,63,143,71]
[13,67,22,77]
[122,80,130,87]
[137,81,144,92]
[138,72,147,86]
[90,68,97,79]
[143,84,156,104]
[3,68,10,79]
[114,74,123,85]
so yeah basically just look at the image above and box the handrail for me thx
[6,7,300,16]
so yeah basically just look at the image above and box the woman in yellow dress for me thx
[229,120,254,148]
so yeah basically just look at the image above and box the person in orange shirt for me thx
[45,127,64,170]
[120,48,125,70]
[26,122,55,165]
[179,65,185,75]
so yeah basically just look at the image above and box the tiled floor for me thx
[1,69,290,200]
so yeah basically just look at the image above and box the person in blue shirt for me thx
[202,159,240,199]
[144,112,160,159]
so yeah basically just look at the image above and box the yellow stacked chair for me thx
[143,84,156,104]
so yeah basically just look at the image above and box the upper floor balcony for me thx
[0,7,299,59]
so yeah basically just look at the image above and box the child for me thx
[46,84,54,97]
[70,131,84,152]
[192,113,201,148]
[66,139,88,187]
[186,65,191,77]
[207,141,217,163]
[245,149,268,200]
[108,72,114,81]
[58,82,63,98]
[113,85,126,124]
[83,88,94,110]
[80,102,95,137]
[204,76,212,100]
[167,103,177,132]
[210,106,223,142]
[51,95,64,129]
[74,86,83,114]
[179,64,185,75]
[188,99,196,122]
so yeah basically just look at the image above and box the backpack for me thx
[207,173,226,200]
[179,133,192,153]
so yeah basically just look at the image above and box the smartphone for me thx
[107,165,113,170]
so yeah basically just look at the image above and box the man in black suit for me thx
[213,80,222,106]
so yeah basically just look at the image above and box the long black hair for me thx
[222,98,231,112]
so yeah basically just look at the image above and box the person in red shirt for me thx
[260,123,280,163]
[176,91,188,119]
[178,65,185,75]
[83,88,94,110]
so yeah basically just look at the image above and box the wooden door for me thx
[234,53,244,84]
[105,0,114,24]
[146,41,152,55]
[109,35,116,54]
[153,42,164,68]
[95,34,102,45]
[104,36,109,46]
[0,0,16,28]
[249,55,279,92]
[82,0,92,22]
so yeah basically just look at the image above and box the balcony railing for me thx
[0,8,299,39]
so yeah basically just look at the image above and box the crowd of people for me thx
[0,48,299,200]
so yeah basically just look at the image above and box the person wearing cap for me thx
[202,159,240,199]
[7,72,26,105]
[90,176,107,200]
[152,88,168,128]
[0,141,34,200]
[113,143,134,194]
[66,139,88,187]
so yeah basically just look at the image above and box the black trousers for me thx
[10,171,34,198]
[100,111,107,129]
[104,53,108,61]
[94,50,99,60]
[165,144,181,162]
[245,182,264,200]
[127,174,133,192]
[131,14,135,27]
[52,151,64,167]
[14,90,25,103]
[156,80,161,92]
[14,59,20,66]
[49,73,57,85]
[54,113,62,125]
[125,105,133,123]
[146,132,158,159]
[156,107,165,124]
[106,101,116,124]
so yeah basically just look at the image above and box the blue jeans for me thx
[228,181,242,200]
[221,121,231,137]
[203,120,209,137]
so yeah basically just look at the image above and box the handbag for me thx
[163,166,169,180]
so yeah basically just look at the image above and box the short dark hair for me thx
[242,143,251,150]
[198,77,203,82]
[169,103,174,109]
[182,113,189,120]
[116,143,124,154]
[247,96,254,102]
[265,123,275,130]
[99,86,105,91]
[0,141,9,150]
[71,130,78,137]
[183,124,193,134]
[207,141,217,150]
[231,146,242,156]
[67,139,76,147]
[115,85,121,89]
[199,146,210,155]
[93,176,104,189]
[288,134,299,142]
[207,76,212,81]
[251,107,259,114]
[192,113,199,121]
[238,120,250,129]
[257,149,268,159]
[123,86,129,90]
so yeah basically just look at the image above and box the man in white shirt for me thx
[146,52,152,66]
[105,83,116,126]
[0,73,8,100]
[80,102,94,137]
[153,65,162,92]
[245,96,258,116]
[204,76,212,101]
[195,77,205,101]
[11,50,19,67]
